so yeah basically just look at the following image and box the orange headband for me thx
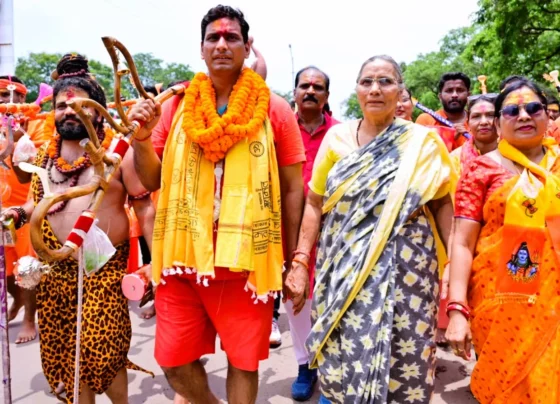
[548,104,559,112]
[0,79,28,95]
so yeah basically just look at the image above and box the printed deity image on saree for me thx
[506,241,539,282]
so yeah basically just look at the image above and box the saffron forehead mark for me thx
[504,88,539,106]
[210,19,235,35]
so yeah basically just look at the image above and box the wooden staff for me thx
[24,37,186,403]
[478,75,488,94]
[29,38,186,264]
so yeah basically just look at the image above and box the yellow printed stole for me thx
[496,139,560,298]
[152,98,284,298]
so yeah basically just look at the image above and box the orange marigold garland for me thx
[47,128,114,173]
[182,68,270,162]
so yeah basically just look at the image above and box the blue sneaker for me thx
[318,394,331,404]
[291,363,318,401]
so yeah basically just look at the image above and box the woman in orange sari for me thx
[450,94,498,179]
[446,79,560,403]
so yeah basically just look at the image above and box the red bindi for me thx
[66,89,75,99]
[212,19,231,36]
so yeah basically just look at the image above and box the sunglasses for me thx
[500,102,545,119]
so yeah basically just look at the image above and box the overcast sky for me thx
[14,0,479,119]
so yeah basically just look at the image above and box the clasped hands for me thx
[283,253,310,315]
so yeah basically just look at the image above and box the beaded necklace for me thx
[38,127,112,216]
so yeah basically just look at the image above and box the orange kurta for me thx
[3,118,50,275]
[455,155,560,403]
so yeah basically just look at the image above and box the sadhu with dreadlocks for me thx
[0,54,155,403]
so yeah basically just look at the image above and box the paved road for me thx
[5,301,477,403]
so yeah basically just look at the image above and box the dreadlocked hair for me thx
[53,53,107,109]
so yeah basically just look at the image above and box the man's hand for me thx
[0,208,18,222]
[283,261,309,315]
[135,264,155,290]
[128,99,162,138]
[453,123,468,139]
[249,37,267,81]
[13,127,25,143]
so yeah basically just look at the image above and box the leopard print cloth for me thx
[31,147,152,403]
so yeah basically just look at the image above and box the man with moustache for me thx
[416,72,471,150]
[273,65,339,401]
[1,54,154,403]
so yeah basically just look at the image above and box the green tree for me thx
[404,26,484,109]
[342,93,363,119]
[89,60,117,100]
[15,52,62,103]
[474,0,560,84]
[15,52,195,106]
[122,53,195,96]
[273,90,294,104]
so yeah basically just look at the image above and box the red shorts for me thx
[155,276,273,372]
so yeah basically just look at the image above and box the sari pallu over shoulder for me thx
[468,145,560,404]
[307,120,454,401]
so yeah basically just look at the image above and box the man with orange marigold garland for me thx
[0,75,51,344]
[129,5,306,403]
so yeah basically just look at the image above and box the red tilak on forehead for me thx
[211,19,233,35]
[66,88,75,99]
[309,79,316,86]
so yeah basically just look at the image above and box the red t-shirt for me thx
[152,91,306,280]
[297,112,339,196]
[454,155,514,222]
[152,92,305,166]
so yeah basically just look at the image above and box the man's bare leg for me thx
[15,289,37,344]
[104,367,128,404]
[7,275,23,322]
[162,360,219,404]
[226,362,258,404]
[79,383,96,404]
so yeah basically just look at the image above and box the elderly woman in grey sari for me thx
[286,56,455,403]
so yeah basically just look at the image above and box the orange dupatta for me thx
[468,140,560,403]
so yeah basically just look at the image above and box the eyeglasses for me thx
[358,77,398,88]
[500,102,545,119]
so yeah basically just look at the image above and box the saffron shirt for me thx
[152,92,306,280]
[3,119,50,275]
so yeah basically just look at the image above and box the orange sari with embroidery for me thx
[455,146,560,403]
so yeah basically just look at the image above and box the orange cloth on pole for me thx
[125,205,142,274]
[415,109,468,150]
[454,154,560,403]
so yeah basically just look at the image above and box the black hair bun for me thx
[52,53,90,80]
